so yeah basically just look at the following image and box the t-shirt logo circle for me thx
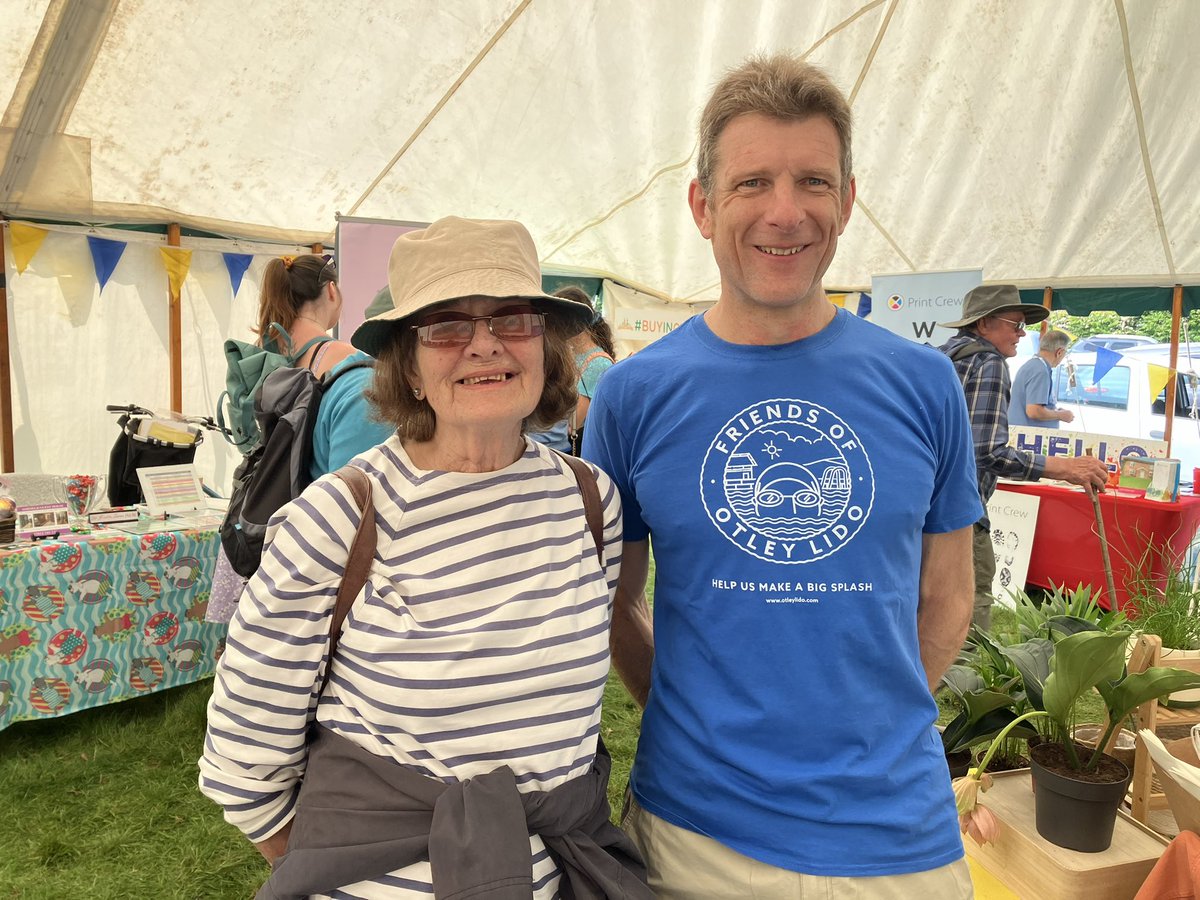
[699,399,875,564]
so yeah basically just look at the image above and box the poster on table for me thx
[986,488,1040,607]
[1008,424,1168,472]
[334,216,428,340]
[870,269,982,345]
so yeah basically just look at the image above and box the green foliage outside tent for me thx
[1043,309,1200,344]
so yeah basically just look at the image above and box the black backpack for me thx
[220,358,373,578]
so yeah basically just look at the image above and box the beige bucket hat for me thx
[351,217,592,357]
[939,284,1050,329]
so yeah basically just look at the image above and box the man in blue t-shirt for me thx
[1008,330,1072,428]
[584,55,981,898]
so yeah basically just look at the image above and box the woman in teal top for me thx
[207,264,393,623]
[561,286,616,455]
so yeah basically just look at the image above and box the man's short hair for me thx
[1042,330,1071,353]
[696,54,853,196]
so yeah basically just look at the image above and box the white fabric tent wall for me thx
[5,224,308,484]
[4,1,1200,480]
[4,1,1197,293]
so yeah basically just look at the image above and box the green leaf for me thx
[939,664,985,698]
[1098,667,1200,725]
[1046,615,1102,638]
[999,638,1054,710]
[1042,632,1128,728]
[943,707,1038,754]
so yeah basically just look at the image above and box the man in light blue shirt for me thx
[1009,330,1072,428]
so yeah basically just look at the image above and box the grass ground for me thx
[7,594,1108,897]
[0,670,643,900]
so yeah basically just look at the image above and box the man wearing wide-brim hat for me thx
[938,284,1109,630]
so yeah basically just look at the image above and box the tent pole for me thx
[168,223,182,414]
[311,243,323,254]
[1041,285,1053,337]
[1165,284,1183,452]
[0,224,14,471]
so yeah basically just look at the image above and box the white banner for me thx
[870,269,982,345]
[1007,424,1168,471]
[603,280,707,358]
[987,488,1041,607]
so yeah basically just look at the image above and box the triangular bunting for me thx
[1092,346,1121,384]
[159,247,192,295]
[10,222,48,274]
[1147,364,1172,402]
[86,236,126,291]
[222,253,253,296]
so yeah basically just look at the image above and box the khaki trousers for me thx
[624,799,974,900]
[971,522,995,631]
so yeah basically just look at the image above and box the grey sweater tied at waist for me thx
[257,725,652,900]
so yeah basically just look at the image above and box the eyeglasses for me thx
[992,316,1026,335]
[412,305,546,348]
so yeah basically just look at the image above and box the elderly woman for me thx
[199,217,649,899]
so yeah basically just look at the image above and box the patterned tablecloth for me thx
[0,526,225,730]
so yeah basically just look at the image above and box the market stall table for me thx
[994,481,1200,609]
[0,523,224,730]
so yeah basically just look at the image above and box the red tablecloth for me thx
[995,481,1200,610]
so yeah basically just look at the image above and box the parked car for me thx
[1050,348,1200,480]
[1069,334,1158,354]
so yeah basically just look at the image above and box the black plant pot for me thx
[946,749,971,779]
[1029,744,1130,852]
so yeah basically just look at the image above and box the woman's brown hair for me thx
[555,285,615,358]
[366,303,577,443]
[255,254,336,348]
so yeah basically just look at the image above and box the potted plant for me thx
[1123,537,1200,648]
[1122,531,1200,701]
[939,628,1049,774]
[940,587,1125,776]
[955,629,1200,852]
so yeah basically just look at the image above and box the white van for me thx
[1048,345,1200,478]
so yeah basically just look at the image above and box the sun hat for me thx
[363,284,394,320]
[351,217,593,357]
[938,284,1050,329]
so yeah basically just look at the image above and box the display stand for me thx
[963,770,1167,899]
[994,481,1200,609]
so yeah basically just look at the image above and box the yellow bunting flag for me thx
[828,293,848,308]
[159,247,193,296]
[1147,363,1172,401]
[10,222,48,273]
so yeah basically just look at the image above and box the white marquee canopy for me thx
[3,0,1199,482]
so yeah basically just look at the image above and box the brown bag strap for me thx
[319,465,376,696]
[555,451,604,565]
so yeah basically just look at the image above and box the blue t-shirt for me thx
[583,309,981,876]
[1008,356,1057,428]
[310,352,396,479]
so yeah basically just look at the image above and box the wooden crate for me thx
[964,770,1168,899]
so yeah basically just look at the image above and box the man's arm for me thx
[1042,454,1108,491]
[611,539,654,708]
[917,526,973,692]
[1024,402,1071,423]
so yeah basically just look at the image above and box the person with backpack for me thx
[206,257,393,624]
[254,254,394,477]
[199,217,649,899]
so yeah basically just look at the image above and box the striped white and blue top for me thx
[199,436,623,899]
